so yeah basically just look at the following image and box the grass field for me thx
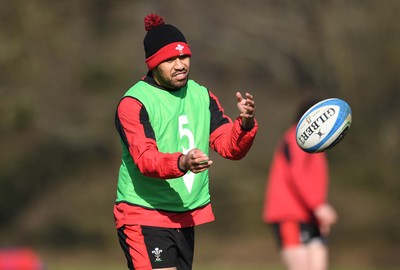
[46,264,399,270]
[41,246,400,270]
[45,260,399,270]
[41,233,400,270]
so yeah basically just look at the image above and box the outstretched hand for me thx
[236,92,256,130]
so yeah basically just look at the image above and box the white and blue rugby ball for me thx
[296,98,352,153]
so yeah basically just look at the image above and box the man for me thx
[114,14,258,270]
[262,98,338,270]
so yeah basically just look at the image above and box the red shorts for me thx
[270,221,326,248]
[117,224,194,270]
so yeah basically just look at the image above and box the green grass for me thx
[199,265,399,270]
[42,247,398,270]
[45,261,398,270]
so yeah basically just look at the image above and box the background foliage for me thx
[1,0,400,268]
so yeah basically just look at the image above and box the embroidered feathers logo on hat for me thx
[143,14,192,70]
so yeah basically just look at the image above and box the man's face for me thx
[152,56,190,90]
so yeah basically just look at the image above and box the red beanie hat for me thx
[143,14,192,70]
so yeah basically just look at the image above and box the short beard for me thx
[153,68,189,90]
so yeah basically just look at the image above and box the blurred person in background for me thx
[0,247,44,270]
[114,14,258,270]
[262,98,338,270]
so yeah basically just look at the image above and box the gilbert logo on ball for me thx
[296,98,352,153]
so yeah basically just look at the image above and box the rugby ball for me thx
[296,98,352,153]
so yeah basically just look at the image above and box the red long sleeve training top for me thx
[263,125,329,223]
[114,79,258,228]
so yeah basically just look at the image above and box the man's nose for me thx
[173,58,184,69]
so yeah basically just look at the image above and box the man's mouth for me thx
[173,71,187,80]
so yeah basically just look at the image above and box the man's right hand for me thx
[179,148,212,173]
